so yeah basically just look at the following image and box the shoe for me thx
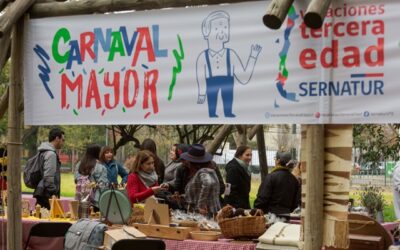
[210,114,219,118]
[225,113,236,118]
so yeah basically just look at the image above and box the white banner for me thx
[23,0,400,124]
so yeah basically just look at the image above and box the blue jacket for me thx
[104,160,128,184]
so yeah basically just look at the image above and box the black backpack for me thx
[23,150,50,189]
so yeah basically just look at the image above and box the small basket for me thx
[218,216,266,239]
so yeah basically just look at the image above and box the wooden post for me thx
[256,125,268,181]
[262,0,294,29]
[302,125,324,250]
[304,0,332,29]
[0,0,36,38]
[322,125,351,248]
[7,16,24,250]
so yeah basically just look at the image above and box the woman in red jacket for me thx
[125,150,166,204]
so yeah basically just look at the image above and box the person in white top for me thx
[196,10,262,118]
[393,162,400,219]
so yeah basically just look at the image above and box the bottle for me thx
[35,204,41,218]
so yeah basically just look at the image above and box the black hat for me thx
[180,144,213,163]
[276,151,292,165]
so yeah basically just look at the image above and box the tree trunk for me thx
[206,125,232,155]
[235,125,247,146]
[7,15,24,250]
[22,126,39,158]
[248,125,261,140]
[256,125,268,182]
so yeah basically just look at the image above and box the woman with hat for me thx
[180,144,221,216]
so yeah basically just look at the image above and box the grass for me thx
[21,173,397,222]
[22,172,76,197]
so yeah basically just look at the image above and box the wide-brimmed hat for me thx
[180,144,213,163]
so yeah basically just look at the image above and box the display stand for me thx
[49,195,65,219]
[144,197,169,225]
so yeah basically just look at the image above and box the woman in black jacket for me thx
[223,145,252,209]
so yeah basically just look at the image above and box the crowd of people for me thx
[33,128,302,219]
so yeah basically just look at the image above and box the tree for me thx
[353,124,400,170]
[174,125,223,145]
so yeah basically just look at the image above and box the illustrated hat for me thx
[180,144,213,163]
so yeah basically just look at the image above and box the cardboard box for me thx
[103,226,146,250]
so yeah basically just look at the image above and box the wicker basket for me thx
[218,216,267,239]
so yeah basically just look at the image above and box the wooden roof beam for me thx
[304,0,332,29]
[263,0,294,30]
[0,0,36,38]
[30,0,258,18]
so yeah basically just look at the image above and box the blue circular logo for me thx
[363,111,370,117]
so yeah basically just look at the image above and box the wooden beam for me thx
[304,0,332,29]
[263,0,294,29]
[0,87,9,120]
[0,0,36,38]
[0,31,11,71]
[30,0,259,18]
[7,15,24,250]
[248,124,261,140]
[303,125,324,250]
[0,0,8,12]
[206,125,232,155]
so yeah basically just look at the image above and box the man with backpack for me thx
[33,128,65,209]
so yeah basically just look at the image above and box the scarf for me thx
[271,165,291,173]
[235,157,251,176]
[137,170,158,188]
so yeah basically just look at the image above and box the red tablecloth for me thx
[164,239,256,250]
[0,218,66,250]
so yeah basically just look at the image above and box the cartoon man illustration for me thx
[196,10,262,118]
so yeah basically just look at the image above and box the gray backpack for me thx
[64,219,107,250]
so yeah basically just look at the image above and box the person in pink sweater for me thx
[125,150,166,204]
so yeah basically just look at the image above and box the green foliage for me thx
[353,124,400,170]
[38,125,107,152]
[358,185,386,215]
